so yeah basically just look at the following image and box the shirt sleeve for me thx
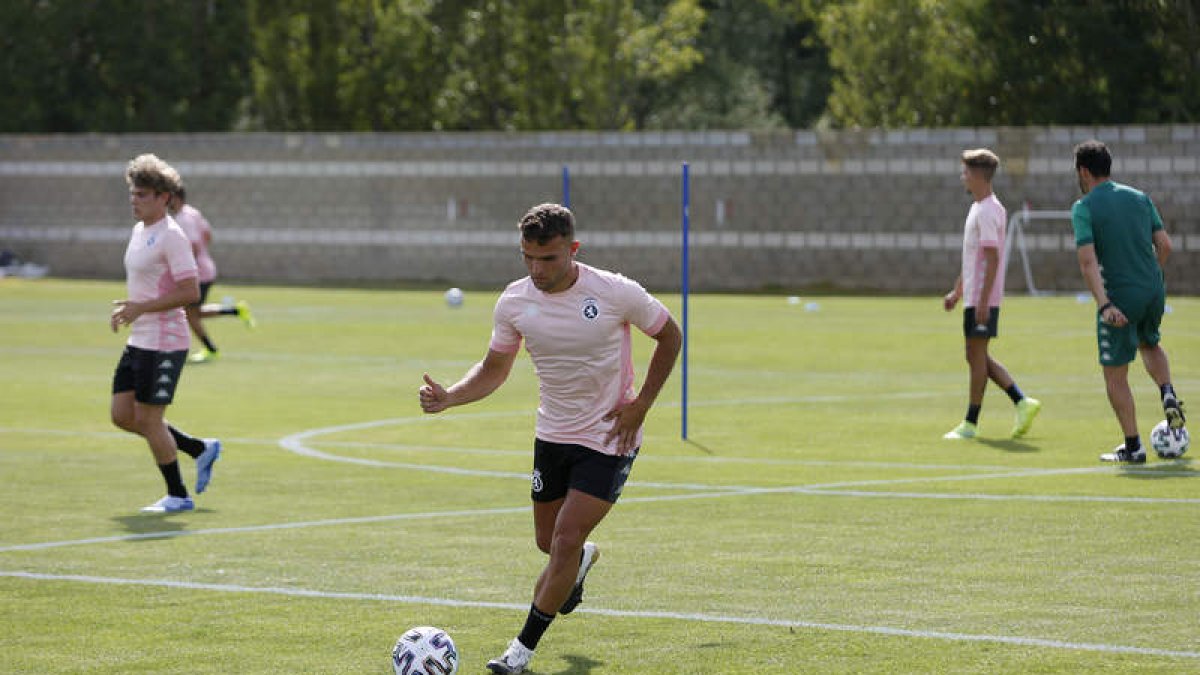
[488,293,522,354]
[976,203,1003,249]
[1146,196,1164,233]
[617,276,670,336]
[1071,200,1093,247]
[165,227,199,281]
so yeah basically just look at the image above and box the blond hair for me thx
[961,148,1000,181]
[125,153,182,196]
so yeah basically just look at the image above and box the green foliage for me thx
[2,0,1196,131]
[815,0,1200,127]
[0,0,251,132]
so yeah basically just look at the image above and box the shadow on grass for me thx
[110,510,212,537]
[973,437,1040,453]
[544,653,603,674]
[684,439,716,455]
[1115,458,1197,480]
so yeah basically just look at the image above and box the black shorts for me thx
[962,306,1000,338]
[111,346,189,405]
[191,281,215,307]
[531,439,638,504]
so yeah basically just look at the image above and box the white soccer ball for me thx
[1149,420,1189,459]
[392,626,458,675]
[444,287,464,308]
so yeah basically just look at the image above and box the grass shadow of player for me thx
[545,653,604,674]
[111,510,211,537]
[1115,459,1197,480]
[973,437,1040,453]
[684,439,716,455]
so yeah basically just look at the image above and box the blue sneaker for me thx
[140,495,195,513]
[196,439,221,494]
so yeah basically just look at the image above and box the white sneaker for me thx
[487,638,533,674]
[559,541,600,615]
[140,495,195,513]
[195,439,221,494]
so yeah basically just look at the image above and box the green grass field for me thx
[1,278,1197,674]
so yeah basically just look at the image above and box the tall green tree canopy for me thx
[1,0,1195,132]
[0,0,251,132]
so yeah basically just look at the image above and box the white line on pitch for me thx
[2,571,1196,660]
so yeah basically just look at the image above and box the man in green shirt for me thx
[1071,140,1186,463]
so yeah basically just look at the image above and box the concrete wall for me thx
[1,127,1196,293]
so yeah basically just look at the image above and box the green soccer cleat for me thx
[943,421,977,440]
[1011,397,1042,439]
[189,349,219,364]
[235,300,257,329]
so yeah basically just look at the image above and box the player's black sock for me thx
[1005,383,1024,405]
[157,460,189,498]
[1160,383,1177,402]
[966,404,981,425]
[200,335,219,353]
[168,425,206,459]
[516,604,555,651]
[1125,435,1142,453]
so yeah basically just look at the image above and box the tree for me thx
[0,1,251,132]
[816,0,973,127]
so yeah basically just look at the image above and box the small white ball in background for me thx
[444,287,464,308]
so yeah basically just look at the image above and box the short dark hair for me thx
[518,203,575,244]
[1074,140,1112,177]
[174,185,187,202]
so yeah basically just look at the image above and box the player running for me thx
[167,185,255,364]
[110,154,221,513]
[419,203,681,674]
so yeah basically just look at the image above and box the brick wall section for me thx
[0,127,1195,293]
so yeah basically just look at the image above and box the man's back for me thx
[1072,181,1164,293]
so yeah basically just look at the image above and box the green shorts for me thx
[1096,289,1164,366]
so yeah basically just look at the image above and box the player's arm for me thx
[111,277,200,332]
[1152,229,1171,268]
[420,348,517,414]
[603,315,682,454]
[1076,244,1127,327]
[975,246,999,324]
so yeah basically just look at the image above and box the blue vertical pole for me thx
[562,165,570,209]
[681,162,690,440]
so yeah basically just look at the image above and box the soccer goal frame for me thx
[1005,208,1074,296]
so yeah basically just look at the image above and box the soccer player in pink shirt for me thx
[419,203,682,674]
[110,155,221,514]
[168,185,256,364]
[942,148,1041,440]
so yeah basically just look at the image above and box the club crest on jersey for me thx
[146,235,156,247]
[582,297,600,320]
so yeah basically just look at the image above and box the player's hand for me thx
[1101,305,1128,327]
[603,399,648,456]
[973,303,990,329]
[943,290,959,312]
[110,299,142,332]
[418,373,450,413]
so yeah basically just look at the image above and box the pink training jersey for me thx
[173,203,217,283]
[961,193,1007,308]
[123,215,198,352]
[489,263,671,456]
